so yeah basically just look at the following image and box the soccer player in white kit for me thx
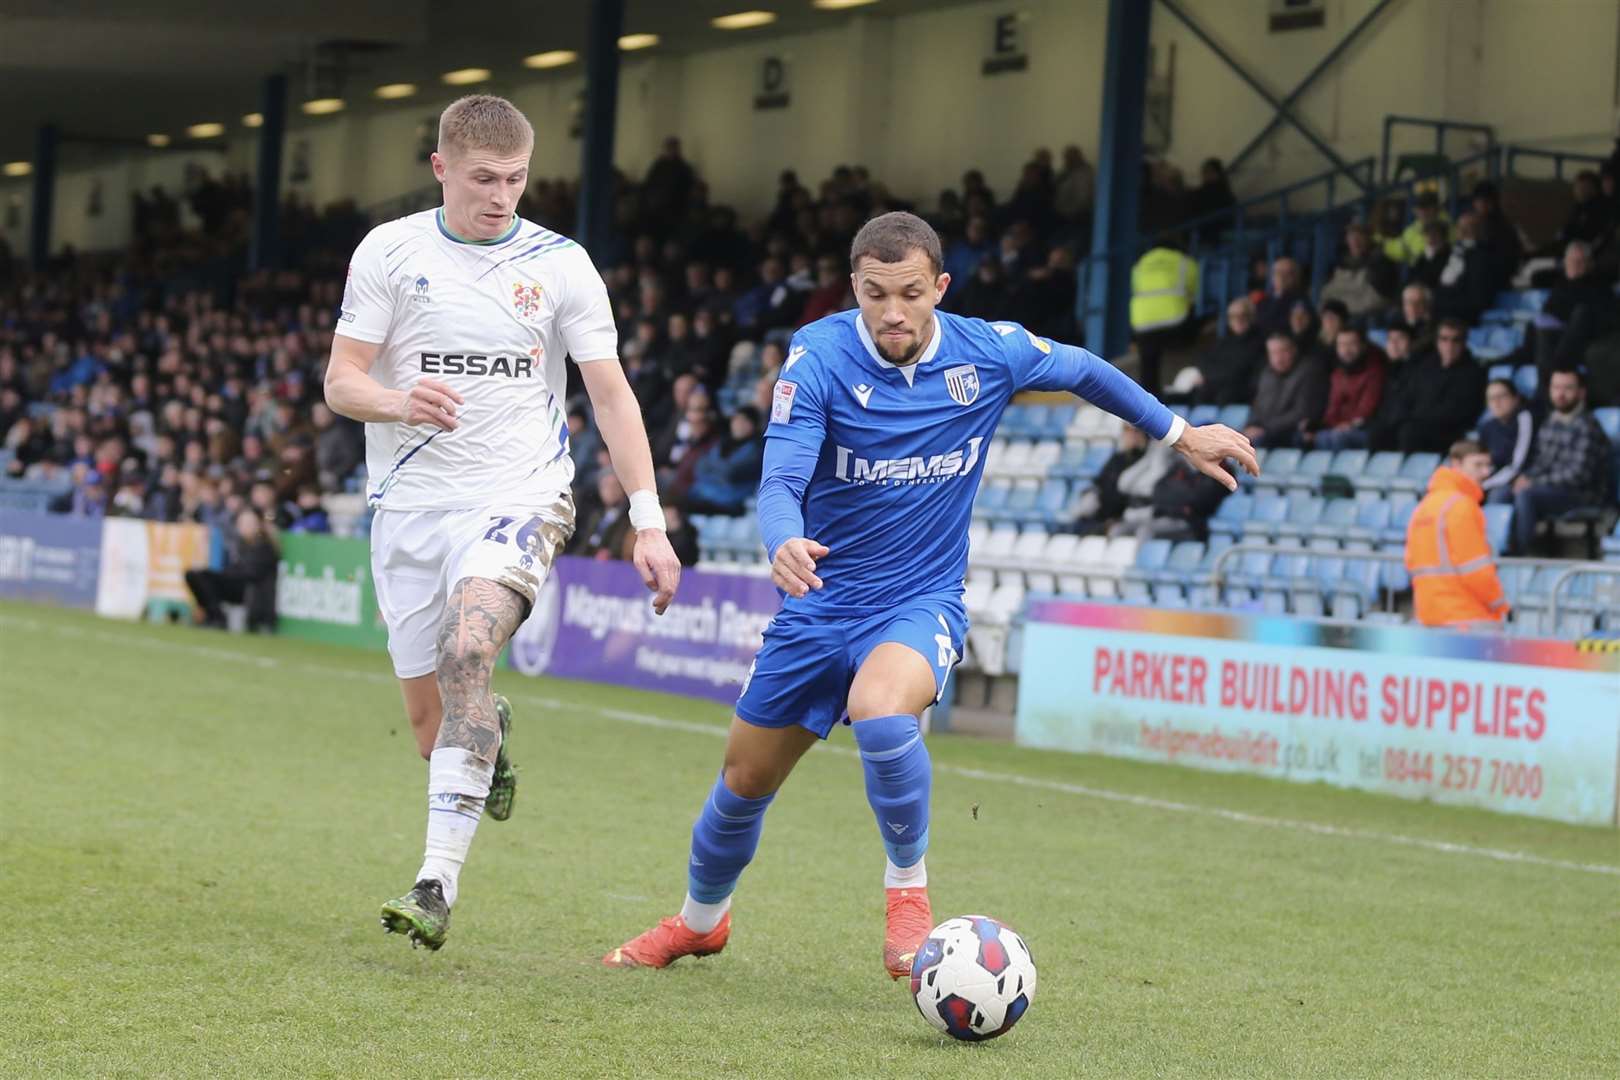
[323,95,682,950]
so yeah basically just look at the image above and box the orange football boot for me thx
[602,913,731,969]
[883,887,933,980]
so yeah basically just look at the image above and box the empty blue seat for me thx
[1001,405,1031,437]
[1327,449,1369,478]
[1356,451,1404,492]
[1153,585,1190,608]
[1594,407,1620,442]
[1034,478,1069,523]
[974,481,1012,519]
[1151,540,1207,587]
[1239,491,1291,540]
[1226,550,1275,590]
[1051,442,1091,479]
[1382,496,1420,545]
[1293,590,1326,618]
[1218,404,1250,430]
[1483,503,1513,554]
[1309,498,1359,542]
[1122,538,1174,585]
[1042,405,1078,438]
[1286,450,1335,492]
[1253,448,1302,490]
[1000,483,1039,523]
[1075,441,1114,480]
[1336,558,1383,605]
[1275,495,1325,540]
[1188,404,1220,426]
[1487,362,1514,382]
[1389,453,1440,494]
[1209,492,1253,541]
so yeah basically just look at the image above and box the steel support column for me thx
[577,0,624,255]
[1082,0,1151,360]
[1156,0,1361,186]
[250,74,287,273]
[1229,0,1398,174]
[29,124,58,271]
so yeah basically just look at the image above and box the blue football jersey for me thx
[762,310,1172,615]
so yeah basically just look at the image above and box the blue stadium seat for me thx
[1515,567,1563,610]
[1188,404,1220,426]
[974,480,1012,520]
[1380,560,1411,595]
[1075,441,1115,480]
[1603,518,1620,560]
[1218,404,1251,430]
[1150,540,1207,587]
[999,481,1040,523]
[1356,451,1404,493]
[1208,492,1252,541]
[1293,590,1325,618]
[1487,362,1514,383]
[1468,324,1522,359]
[1336,558,1383,606]
[1260,591,1289,616]
[1388,453,1440,494]
[1034,478,1069,524]
[1253,448,1301,491]
[1382,496,1420,546]
[1001,404,1031,437]
[1152,584,1190,608]
[1482,503,1513,554]
[1594,407,1620,442]
[1493,289,1548,313]
[1274,495,1325,540]
[1341,498,1393,550]
[1287,450,1335,492]
[1326,449,1369,478]
[1051,442,1090,480]
[1120,579,1153,604]
[1226,550,1275,590]
[1513,365,1538,400]
[1309,497,1359,543]
[1239,491,1290,540]
[1122,539,1174,586]
[1043,405,1079,438]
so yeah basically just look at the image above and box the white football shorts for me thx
[370,492,575,679]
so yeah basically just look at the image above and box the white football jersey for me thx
[335,208,618,511]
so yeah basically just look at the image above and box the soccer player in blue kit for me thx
[604,212,1257,976]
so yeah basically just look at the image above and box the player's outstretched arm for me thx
[323,335,463,430]
[1018,334,1259,491]
[577,359,681,614]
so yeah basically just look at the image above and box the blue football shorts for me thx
[734,592,967,738]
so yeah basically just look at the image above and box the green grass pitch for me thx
[1,599,1615,1078]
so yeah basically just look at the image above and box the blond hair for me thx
[438,95,534,159]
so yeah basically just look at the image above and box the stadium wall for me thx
[3,0,1616,256]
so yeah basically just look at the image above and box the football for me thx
[909,915,1037,1041]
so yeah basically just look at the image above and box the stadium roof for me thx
[0,0,974,165]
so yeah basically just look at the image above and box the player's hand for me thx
[395,378,464,431]
[772,537,829,599]
[633,528,682,615]
[1173,423,1258,493]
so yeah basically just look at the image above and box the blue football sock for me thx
[851,713,931,869]
[686,772,775,904]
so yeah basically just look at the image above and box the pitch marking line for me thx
[3,612,1616,878]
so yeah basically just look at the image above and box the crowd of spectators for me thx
[5,135,1616,577]
[1166,149,1620,557]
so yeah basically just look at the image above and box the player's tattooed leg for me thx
[434,577,526,765]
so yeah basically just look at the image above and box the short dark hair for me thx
[1266,329,1297,347]
[1549,366,1586,388]
[1385,320,1413,337]
[1449,439,1487,461]
[1336,323,1364,340]
[1438,316,1470,336]
[1320,298,1350,322]
[1486,378,1519,398]
[850,211,943,275]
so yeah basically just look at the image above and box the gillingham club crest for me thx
[943,364,980,406]
[512,281,544,320]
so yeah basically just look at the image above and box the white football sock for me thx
[418,747,494,909]
[679,893,732,934]
[885,854,928,890]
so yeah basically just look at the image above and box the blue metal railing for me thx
[1503,146,1608,181]
[1381,115,1496,185]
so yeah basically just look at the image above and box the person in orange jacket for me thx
[1405,440,1509,629]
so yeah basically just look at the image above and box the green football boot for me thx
[487,692,516,822]
[380,879,450,951]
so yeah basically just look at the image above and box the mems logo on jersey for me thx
[834,437,984,486]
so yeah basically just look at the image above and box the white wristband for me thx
[627,489,665,531]
[1160,414,1187,446]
